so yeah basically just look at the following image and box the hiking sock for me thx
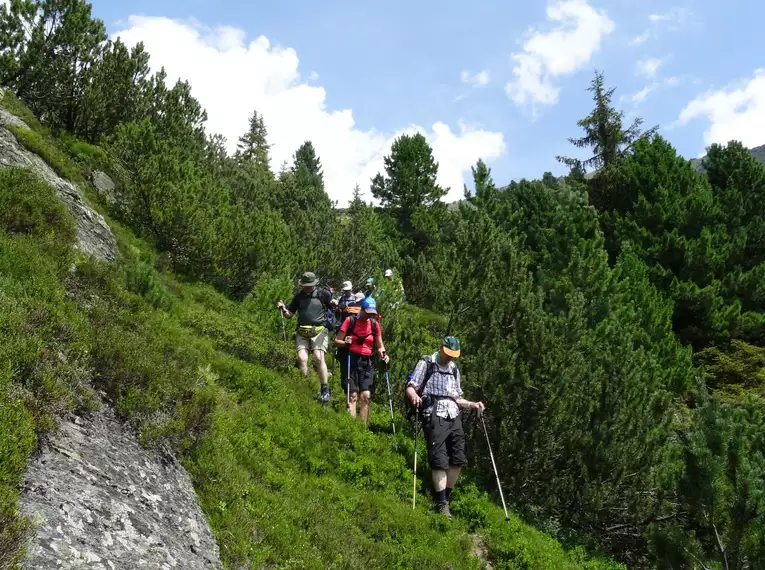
[445,488,453,503]
[434,489,447,504]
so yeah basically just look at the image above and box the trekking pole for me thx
[346,350,352,413]
[384,363,397,448]
[480,413,510,521]
[412,408,419,509]
[280,310,286,343]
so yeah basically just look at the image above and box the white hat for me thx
[342,281,352,291]
[354,292,364,301]
[384,269,393,277]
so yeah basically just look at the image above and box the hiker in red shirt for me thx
[335,297,389,424]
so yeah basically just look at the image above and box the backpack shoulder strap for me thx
[417,355,436,395]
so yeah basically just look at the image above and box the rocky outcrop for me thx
[0,106,32,130]
[20,401,223,570]
[90,170,120,206]
[0,123,117,262]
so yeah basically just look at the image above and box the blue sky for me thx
[88,0,764,204]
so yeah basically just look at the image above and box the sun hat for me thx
[441,336,461,358]
[299,272,318,287]
[384,269,393,277]
[342,281,352,291]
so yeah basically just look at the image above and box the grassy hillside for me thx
[0,95,623,569]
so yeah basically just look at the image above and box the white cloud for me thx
[630,29,652,45]
[624,76,683,107]
[636,57,663,78]
[460,69,490,88]
[505,0,615,110]
[630,83,658,104]
[648,7,691,27]
[112,16,505,205]
[632,7,692,46]
[677,69,765,149]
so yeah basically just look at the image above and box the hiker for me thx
[406,336,484,520]
[336,293,361,395]
[277,272,337,403]
[363,277,377,298]
[335,296,389,424]
[335,281,356,332]
[382,268,405,307]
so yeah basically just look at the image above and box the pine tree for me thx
[293,140,324,190]
[371,132,447,264]
[236,110,271,172]
[556,70,657,174]
[0,0,110,134]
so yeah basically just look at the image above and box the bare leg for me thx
[431,469,447,492]
[313,349,328,386]
[297,347,309,377]
[446,466,462,488]
[359,391,372,425]
[348,392,358,418]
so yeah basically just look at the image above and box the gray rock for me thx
[90,170,119,206]
[0,106,32,130]
[20,403,223,570]
[0,126,117,262]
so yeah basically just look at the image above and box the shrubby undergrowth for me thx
[0,155,619,568]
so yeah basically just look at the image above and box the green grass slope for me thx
[0,95,624,569]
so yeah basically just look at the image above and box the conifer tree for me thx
[556,70,656,174]
[236,110,271,173]
[293,140,324,190]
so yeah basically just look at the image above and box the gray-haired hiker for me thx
[277,272,337,403]
[405,336,484,520]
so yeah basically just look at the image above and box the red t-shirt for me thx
[340,317,379,356]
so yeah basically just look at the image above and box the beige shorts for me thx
[296,326,329,353]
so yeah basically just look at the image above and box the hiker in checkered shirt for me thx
[405,336,484,520]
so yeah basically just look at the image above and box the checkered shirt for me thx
[407,353,463,419]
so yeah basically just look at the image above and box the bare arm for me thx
[455,397,484,410]
[375,331,389,363]
[276,300,295,319]
[335,328,350,347]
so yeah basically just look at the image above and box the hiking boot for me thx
[320,385,330,403]
[435,500,453,520]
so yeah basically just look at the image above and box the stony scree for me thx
[20,401,223,570]
[0,125,117,262]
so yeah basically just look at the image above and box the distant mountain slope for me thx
[690,144,765,172]
[450,143,765,203]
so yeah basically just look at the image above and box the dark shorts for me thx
[342,353,375,394]
[423,413,467,470]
